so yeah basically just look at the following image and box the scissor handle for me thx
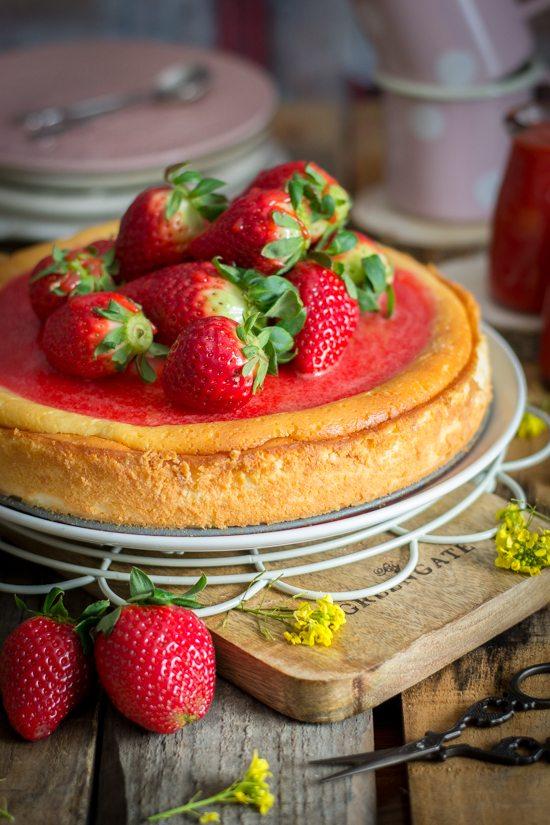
[457,696,516,728]
[508,663,550,710]
[440,736,549,766]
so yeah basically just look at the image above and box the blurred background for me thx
[0,0,549,363]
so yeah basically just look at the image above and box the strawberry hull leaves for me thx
[236,313,296,393]
[164,163,227,222]
[14,588,110,654]
[29,241,118,320]
[96,567,207,637]
[213,258,306,337]
[93,298,169,382]
[288,163,351,240]
[313,229,396,317]
[261,210,309,273]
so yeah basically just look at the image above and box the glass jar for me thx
[489,98,550,315]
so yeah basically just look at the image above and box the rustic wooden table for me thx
[0,102,549,824]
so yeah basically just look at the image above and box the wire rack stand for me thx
[1,402,548,617]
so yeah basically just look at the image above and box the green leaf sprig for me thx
[213,258,306,391]
[164,162,228,222]
[93,298,169,382]
[14,588,110,654]
[96,567,207,637]
[288,162,338,224]
[261,210,309,273]
[312,229,396,317]
[30,243,118,296]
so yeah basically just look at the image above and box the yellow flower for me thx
[516,412,547,439]
[495,504,550,576]
[284,594,346,646]
[229,750,274,816]
[148,751,274,821]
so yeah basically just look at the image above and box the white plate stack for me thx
[0,40,283,240]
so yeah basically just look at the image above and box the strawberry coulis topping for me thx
[0,269,434,425]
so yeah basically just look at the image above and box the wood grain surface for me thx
[403,607,550,825]
[95,678,375,825]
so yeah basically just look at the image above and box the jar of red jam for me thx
[489,100,550,315]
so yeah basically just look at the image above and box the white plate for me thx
[0,325,525,551]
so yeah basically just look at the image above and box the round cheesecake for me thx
[0,223,491,529]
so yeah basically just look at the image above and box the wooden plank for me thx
[0,574,99,825]
[403,607,550,825]
[12,486,550,723]
[94,677,375,825]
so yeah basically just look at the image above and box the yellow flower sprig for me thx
[495,503,550,576]
[148,751,274,822]
[236,594,346,647]
[516,411,548,439]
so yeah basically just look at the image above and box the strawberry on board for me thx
[115,163,228,281]
[163,309,301,413]
[29,240,117,320]
[123,258,305,346]
[41,292,168,381]
[94,568,215,735]
[245,160,351,242]
[288,260,360,374]
[313,229,396,317]
[186,188,310,275]
[0,589,108,741]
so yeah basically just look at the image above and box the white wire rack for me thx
[1,402,548,617]
[0,322,548,616]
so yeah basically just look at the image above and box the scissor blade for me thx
[318,741,441,783]
[310,744,419,768]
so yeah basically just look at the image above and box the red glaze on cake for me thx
[0,269,433,426]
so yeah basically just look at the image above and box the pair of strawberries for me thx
[0,570,215,740]
[29,161,394,412]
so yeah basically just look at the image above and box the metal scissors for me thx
[311,662,550,782]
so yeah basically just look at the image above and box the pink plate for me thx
[0,40,277,176]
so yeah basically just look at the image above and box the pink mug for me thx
[353,0,549,86]
[381,62,542,221]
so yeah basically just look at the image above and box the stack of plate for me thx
[0,40,283,240]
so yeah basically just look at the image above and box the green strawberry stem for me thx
[288,163,350,233]
[14,588,110,654]
[236,310,297,393]
[213,258,306,336]
[212,259,305,391]
[311,230,396,318]
[93,299,169,383]
[164,162,228,222]
[261,210,309,273]
[30,243,118,295]
[96,567,207,637]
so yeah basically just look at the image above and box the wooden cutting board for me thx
[2,485,549,724]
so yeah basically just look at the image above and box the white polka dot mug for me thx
[352,0,548,87]
[379,61,543,221]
